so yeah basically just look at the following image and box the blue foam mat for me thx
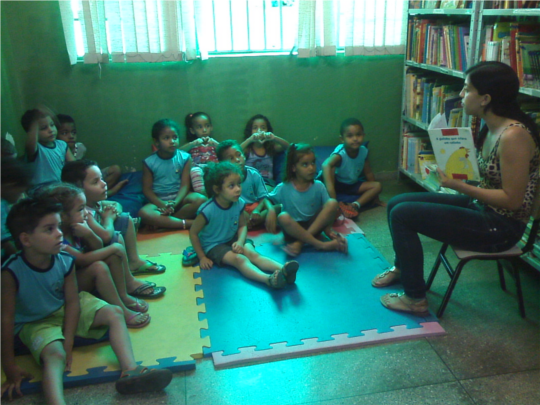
[197,234,438,356]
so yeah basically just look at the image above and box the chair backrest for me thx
[523,169,540,253]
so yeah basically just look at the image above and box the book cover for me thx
[427,127,480,181]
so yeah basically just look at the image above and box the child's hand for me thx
[63,341,73,372]
[262,132,275,142]
[101,205,118,221]
[199,256,213,270]
[232,242,244,254]
[250,133,262,143]
[1,365,33,400]
[250,211,261,226]
[207,137,219,146]
[265,210,277,233]
[71,221,92,238]
[437,168,454,189]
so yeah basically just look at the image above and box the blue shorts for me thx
[334,179,364,195]
[110,213,131,243]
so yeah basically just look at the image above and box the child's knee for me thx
[41,341,66,365]
[88,261,110,277]
[324,198,338,210]
[277,212,293,226]
[98,304,124,324]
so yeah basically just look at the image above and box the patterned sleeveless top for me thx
[477,123,540,223]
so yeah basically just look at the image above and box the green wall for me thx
[1,1,404,173]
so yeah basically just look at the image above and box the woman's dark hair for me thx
[243,114,278,156]
[203,161,244,198]
[184,112,212,142]
[340,118,364,135]
[466,61,540,148]
[151,119,181,141]
[283,143,315,183]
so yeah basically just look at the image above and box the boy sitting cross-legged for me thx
[1,199,172,403]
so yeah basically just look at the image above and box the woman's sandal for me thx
[339,202,359,219]
[126,298,149,313]
[115,365,172,395]
[126,312,151,329]
[380,292,429,316]
[129,284,166,298]
[131,260,166,275]
[371,267,401,288]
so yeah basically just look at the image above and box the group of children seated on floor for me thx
[1,107,384,403]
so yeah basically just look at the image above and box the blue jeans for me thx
[388,193,526,299]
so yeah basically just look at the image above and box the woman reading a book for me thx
[372,61,540,315]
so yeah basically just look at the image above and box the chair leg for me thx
[427,243,448,289]
[497,259,506,291]
[509,259,526,318]
[437,259,467,318]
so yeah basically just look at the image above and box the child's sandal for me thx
[339,202,359,219]
[115,365,173,394]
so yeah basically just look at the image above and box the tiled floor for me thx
[11,179,540,404]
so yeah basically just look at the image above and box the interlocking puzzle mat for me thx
[2,231,206,394]
[247,217,363,247]
[196,233,445,367]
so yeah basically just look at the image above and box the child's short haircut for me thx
[36,183,83,212]
[203,162,243,198]
[57,114,75,125]
[283,143,315,183]
[184,112,212,142]
[340,118,364,135]
[1,138,17,157]
[61,159,99,187]
[1,157,33,188]
[216,139,242,161]
[7,198,63,249]
[151,119,181,141]
[20,107,58,132]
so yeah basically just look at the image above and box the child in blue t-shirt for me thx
[269,143,348,257]
[139,119,207,229]
[22,108,75,192]
[322,118,385,219]
[216,140,276,232]
[189,161,298,289]
[1,199,172,401]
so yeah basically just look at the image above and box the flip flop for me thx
[339,202,359,219]
[129,284,166,298]
[126,298,149,313]
[182,246,199,267]
[131,260,166,275]
[115,365,172,395]
[126,312,151,329]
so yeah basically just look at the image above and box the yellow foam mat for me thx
[2,231,209,386]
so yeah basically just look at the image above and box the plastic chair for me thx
[426,183,540,318]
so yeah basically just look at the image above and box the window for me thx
[60,1,405,64]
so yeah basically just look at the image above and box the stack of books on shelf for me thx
[401,124,432,175]
[408,1,473,9]
[481,22,540,89]
[483,1,540,8]
[404,69,463,125]
[407,18,471,72]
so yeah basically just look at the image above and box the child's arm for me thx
[172,159,192,210]
[141,163,168,210]
[62,269,80,372]
[180,138,204,152]
[1,272,34,399]
[240,133,260,153]
[189,214,213,270]
[261,198,277,233]
[265,133,290,153]
[64,243,123,268]
[71,220,103,251]
[65,147,75,162]
[322,154,342,199]
[85,207,117,244]
[362,159,376,182]
[24,118,39,161]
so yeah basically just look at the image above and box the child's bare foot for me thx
[374,198,387,207]
[125,311,151,328]
[281,241,302,257]
[125,296,149,313]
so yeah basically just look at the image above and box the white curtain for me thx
[59,0,207,65]
[297,0,407,58]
